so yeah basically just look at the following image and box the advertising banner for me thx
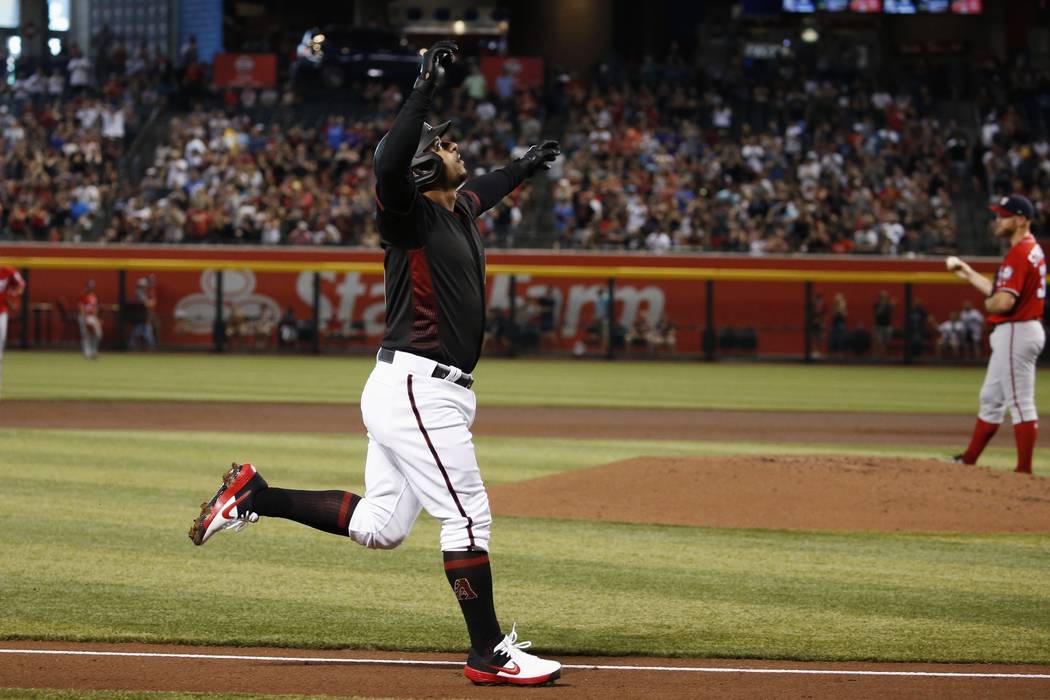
[1,245,1000,357]
[213,53,277,88]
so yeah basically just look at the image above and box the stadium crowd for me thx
[101,66,541,246]
[552,56,1049,254]
[0,36,1047,254]
[0,40,172,243]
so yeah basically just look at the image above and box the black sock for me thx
[444,550,502,655]
[252,488,359,537]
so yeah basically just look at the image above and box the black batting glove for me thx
[517,140,561,177]
[414,40,458,95]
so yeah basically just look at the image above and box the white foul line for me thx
[0,649,1048,680]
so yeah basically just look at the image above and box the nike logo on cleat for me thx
[485,662,520,675]
[220,491,251,519]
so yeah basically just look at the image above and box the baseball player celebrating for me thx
[189,41,563,686]
[946,194,1045,474]
[0,265,26,397]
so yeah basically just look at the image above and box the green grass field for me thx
[0,349,1027,412]
[2,351,1049,675]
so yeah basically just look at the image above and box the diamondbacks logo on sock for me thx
[453,578,478,600]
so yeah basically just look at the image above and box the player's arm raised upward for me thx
[373,40,458,217]
[945,255,1014,314]
[460,140,561,216]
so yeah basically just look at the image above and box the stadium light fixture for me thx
[453,19,466,34]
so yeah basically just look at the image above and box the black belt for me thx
[378,348,474,389]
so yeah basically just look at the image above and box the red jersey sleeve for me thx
[989,235,1046,324]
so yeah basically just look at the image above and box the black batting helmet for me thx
[374,120,453,191]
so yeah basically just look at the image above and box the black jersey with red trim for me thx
[377,189,487,372]
[373,87,530,373]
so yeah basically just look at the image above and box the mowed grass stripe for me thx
[0,427,1036,481]
[1,351,1016,413]
[2,428,1049,663]
[3,514,1048,662]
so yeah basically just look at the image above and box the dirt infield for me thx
[7,400,1047,534]
[2,642,1049,699]
[4,400,1050,697]
[4,399,975,444]
[489,455,1050,533]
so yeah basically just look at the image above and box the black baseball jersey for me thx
[375,88,529,373]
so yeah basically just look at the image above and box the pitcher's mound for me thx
[488,455,1050,533]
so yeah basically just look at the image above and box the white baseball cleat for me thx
[188,463,267,546]
[463,623,562,686]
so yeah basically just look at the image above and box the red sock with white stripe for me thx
[252,488,360,536]
[1013,421,1038,474]
[444,550,502,655]
[961,418,1000,464]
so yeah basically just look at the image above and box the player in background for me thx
[188,40,563,686]
[959,300,984,358]
[0,265,26,397]
[945,194,1045,474]
[77,279,102,359]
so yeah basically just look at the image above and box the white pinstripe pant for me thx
[350,352,490,552]
[978,320,1045,425]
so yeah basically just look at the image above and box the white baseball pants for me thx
[350,350,491,552]
[978,320,1045,425]
[79,315,102,358]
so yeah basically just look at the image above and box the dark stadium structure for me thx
[292,26,421,91]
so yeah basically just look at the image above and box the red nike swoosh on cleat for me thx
[220,491,251,519]
[485,663,520,675]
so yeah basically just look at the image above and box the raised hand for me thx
[518,140,561,176]
[415,40,458,94]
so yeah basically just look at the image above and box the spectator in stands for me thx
[463,63,487,101]
[91,23,114,83]
[959,300,984,358]
[648,313,677,355]
[625,315,650,354]
[935,311,964,358]
[278,306,298,347]
[178,35,198,74]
